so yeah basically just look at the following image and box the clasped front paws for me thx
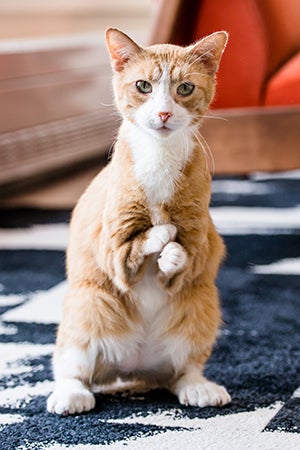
[144,224,177,255]
[158,242,187,276]
[143,224,187,276]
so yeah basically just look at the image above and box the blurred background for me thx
[0,0,155,207]
[0,0,299,208]
[0,0,153,39]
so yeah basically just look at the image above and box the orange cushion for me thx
[264,52,300,106]
[258,0,300,74]
[193,0,268,108]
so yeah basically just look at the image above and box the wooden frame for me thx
[202,106,300,174]
[149,0,200,46]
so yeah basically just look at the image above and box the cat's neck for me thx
[119,120,195,205]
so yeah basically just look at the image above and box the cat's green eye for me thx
[136,80,152,94]
[177,82,195,96]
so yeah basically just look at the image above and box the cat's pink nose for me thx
[158,112,173,123]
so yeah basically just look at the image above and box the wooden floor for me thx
[1,165,103,209]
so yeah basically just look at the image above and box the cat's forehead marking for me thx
[151,64,164,81]
[148,62,181,85]
[170,65,183,82]
[161,64,170,84]
[146,62,169,83]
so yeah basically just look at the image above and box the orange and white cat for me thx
[47,28,231,415]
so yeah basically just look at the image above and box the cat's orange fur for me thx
[47,28,231,415]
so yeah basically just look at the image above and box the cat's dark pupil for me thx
[136,80,152,94]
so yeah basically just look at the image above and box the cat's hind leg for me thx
[47,283,134,415]
[47,345,96,415]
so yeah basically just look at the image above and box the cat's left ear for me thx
[187,31,228,74]
[106,28,142,72]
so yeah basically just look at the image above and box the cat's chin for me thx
[149,126,176,139]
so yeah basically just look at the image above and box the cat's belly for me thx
[115,257,189,376]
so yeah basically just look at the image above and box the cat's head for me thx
[106,28,227,139]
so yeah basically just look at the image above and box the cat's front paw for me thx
[176,380,231,408]
[158,242,187,276]
[144,224,177,255]
[47,381,95,415]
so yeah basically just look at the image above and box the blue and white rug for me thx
[0,171,300,449]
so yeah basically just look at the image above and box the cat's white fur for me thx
[143,224,177,255]
[124,120,194,205]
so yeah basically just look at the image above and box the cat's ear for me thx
[187,31,228,74]
[106,28,142,72]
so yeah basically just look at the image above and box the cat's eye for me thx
[136,80,152,94]
[177,82,195,96]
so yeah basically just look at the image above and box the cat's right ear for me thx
[105,28,142,72]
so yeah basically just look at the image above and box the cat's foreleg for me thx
[47,346,96,415]
[112,223,177,291]
[143,224,177,255]
[170,364,231,408]
[157,241,188,292]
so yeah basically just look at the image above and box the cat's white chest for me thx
[132,141,180,204]
[124,121,193,204]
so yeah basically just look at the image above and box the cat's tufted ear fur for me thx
[106,28,142,72]
[187,31,228,75]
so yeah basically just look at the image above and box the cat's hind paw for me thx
[47,381,95,415]
[175,380,231,408]
[158,242,187,276]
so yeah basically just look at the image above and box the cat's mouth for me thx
[147,123,175,137]
[157,125,172,135]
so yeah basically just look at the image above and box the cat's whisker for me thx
[183,129,192,165]
[107,139,117,161]
[191,129,215,174]
[100,102,116,108]
[109,111,122,118]
[186,51,206,67]
[183,72,212,79]
[188,50,213,67]
[198,49,215,61]
[195,113,228,122]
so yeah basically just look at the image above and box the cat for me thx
[47,28,231,415]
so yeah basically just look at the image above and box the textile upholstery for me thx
[193,0,300,108]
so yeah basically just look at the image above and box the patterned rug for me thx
[0,171,299,449]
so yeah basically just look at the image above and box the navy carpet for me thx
[0,172,299,449]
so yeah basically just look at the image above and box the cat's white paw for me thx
[47,381,95,415]
[158,242,187,276]
[176,380,231,407]
[144,224,177,255]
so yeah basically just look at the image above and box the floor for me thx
[1,165,103,209]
